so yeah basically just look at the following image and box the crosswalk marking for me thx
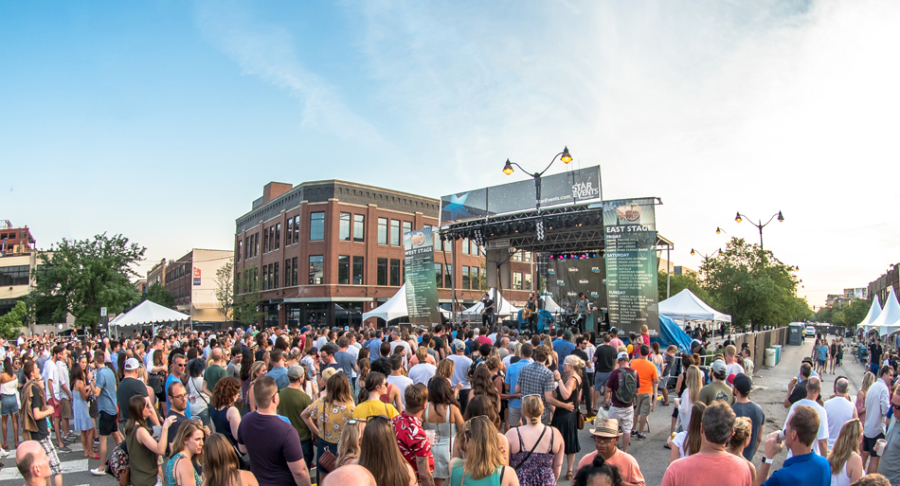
[0,458,90,481]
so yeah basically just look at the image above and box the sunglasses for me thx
[347,418,367,426]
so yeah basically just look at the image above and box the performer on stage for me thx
[575,292,592,334]
[481,292,495,328]
[524,292,538,334]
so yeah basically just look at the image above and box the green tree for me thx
[701,237,808,331]
[234,268,263,326]
[31,233,145,334]
[657,270,709,303]
[215,259,234,321]
[818,299,870,326]
[143,282,175,308]
[0,301,26,339]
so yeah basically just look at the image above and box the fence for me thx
[695,327,788,371]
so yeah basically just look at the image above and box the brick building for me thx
[0,224,38,317]
[164,249,233,323]
[234,180,535,329]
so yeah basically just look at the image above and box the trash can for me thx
[765,348,777,367]
[772,345,782,365]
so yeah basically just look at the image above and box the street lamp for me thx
[690,248,722,261]
[734,210,784,250]
[501,146,573,213]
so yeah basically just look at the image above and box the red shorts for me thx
[47,397,62,418]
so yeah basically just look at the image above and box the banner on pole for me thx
[404,227,441,325]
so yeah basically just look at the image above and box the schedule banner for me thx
[404,227,441,325]
[602,198,660,336]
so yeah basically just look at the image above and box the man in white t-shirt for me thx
[824,377,857,450]
[386,356,414,409]
[784,376,828,457]
[408,356,437,387]
[724,345,745,380]
[447,342,473,411]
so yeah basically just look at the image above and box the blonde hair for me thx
[521,395,545,425]
[861,372,876,393]
[828,419,862,475]
[640,325,649,335]
[336,420,363,467]
[460,416,505,480]
[725,345,736,358]
[728,416,752,454]
[684,366,702,406]
[436,359,454,380]
[564,355,586,375]
[617,345,627,354]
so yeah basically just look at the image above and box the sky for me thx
[2,0,899,307]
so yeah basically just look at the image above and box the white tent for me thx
[868,288,900,337]
[110,300,190,327]
[462,289,520,317]
[858,295,883,333]
[361,284,450,322]
[541,293,562,313]
[659,289,731,323]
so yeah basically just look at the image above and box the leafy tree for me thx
[701,237,810,331]
[215,259,234,322]
[234,268,263,326]
[0,300,26,339]
[657,270,709,303]
[143,282,175,309]
[817,298,870,326]
[31,233,145,334]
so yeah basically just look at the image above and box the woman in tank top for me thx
[828,419,865,486]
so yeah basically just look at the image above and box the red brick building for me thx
[234,180,535,328]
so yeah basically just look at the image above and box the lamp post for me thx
[734,211,784,250]
[502,146,572,213]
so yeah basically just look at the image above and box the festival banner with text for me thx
[403,227,441,325]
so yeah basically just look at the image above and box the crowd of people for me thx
[2,324,899,486]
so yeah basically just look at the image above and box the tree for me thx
[0,301,26,339]
[143,283,175,308]
[215,259,234,322]
[817,299,870,326]
[234,268,263,326]
[701,237,810,331]
[657,270,709,303]
[31,233,145,334]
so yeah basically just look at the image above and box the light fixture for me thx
[777,211,784,222]
[716,227,722,235]
[560,146,572,164]
[502,159,514,175]
[735,212,742,224]
[690,249,696,256]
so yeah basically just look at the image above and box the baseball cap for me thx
[300,327,309,334]
[801,356,813,364]
[287,365,304,381]
[321,367,338,382]
[711,360,727,374]
[733,373,752,395]
[609,327,618,334]
[616,351,629,361]
[454,341,466,352]
[124,358,141,371]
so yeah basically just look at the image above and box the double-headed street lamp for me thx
[502,146,572,213]
[734,210,784,250]
[690,247,722,262]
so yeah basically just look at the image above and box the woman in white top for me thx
[668,401,706,464]
[185,359,210,428]
[678,366,702,432]
[828,419,865,486]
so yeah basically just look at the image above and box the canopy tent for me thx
[361,284,450,322]
[859,295,883,333]
[110,300,190,327]
[658,289,731,323]
[462,289,521,317]
[541,293,562,313]
[867,288,900,337]
[653,315,693,353]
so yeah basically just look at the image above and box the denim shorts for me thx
[0,394,18,416]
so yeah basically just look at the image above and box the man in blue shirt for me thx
[265,348,290,390]
[758,404,830,486]
[552,331,576,372]
[504,343,534,429]
[90,351,123,476]
[365,329,383,362]
[165,354,191,417]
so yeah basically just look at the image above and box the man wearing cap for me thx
[608,328,624,351]
[278,365,314,471]
[732,373,765,461]
[117,358,159,429]
[576,417,645,486]
[698,360,733,406]
[448,341,473,413]
[605,352,639,452]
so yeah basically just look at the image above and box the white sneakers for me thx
[0,448,9,458]
[90,468,106,476]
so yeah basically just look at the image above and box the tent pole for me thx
[667,244,671,299]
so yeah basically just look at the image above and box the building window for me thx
[339,213,351,241]
[462,266,470,289]
[402,221,412,238]
[275,223,281,249]
[308,256,324,284]
[524,273,533,290]
[237,241,242,262]
[263,228,269,253]
[434,232,442,252]
[471,240,478,255]
[244,237,249,260]
[293,216,300,244]
[291,257,298,286]
[310,212,325,241]
[273,262,279,289]
[377,258,388,286]
[286,219,293,246]
[390,259,401,286]
[378,218,388,245]
[352,256,364,285]
[269,226,275,252]
[284,259,291,287]
[512,250,522,262]
[390,220,401,246]
[262,265,268,291]
[434,263,443,288]
[513,272,523,290]
[472,266,480,291]
[462,238,469,255]
[523,251,532,263]
[445,264,452,289]
[353,214,365,242]
[0,265,29,286]
[338,256,350,285]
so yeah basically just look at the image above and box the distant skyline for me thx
[3,0,899,307]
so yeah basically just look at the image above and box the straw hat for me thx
[589,417,623,438]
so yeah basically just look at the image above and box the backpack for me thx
[615,368,637,404]
[468,358,484,381]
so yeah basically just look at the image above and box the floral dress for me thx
[509,426,556,486]
[308,397,354,444]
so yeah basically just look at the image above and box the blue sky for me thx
[3,0,899,306]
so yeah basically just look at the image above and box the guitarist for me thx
[481,293,495,328]
[575,292,592,334]
[524,292,538,334]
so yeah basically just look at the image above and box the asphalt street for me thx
[0,336,865,486]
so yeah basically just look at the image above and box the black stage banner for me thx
[545,256,607,318]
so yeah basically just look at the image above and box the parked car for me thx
[805,326,816,336]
